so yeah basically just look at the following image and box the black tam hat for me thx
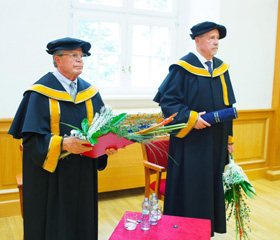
[190,21,227,40]
[46,37,91,56]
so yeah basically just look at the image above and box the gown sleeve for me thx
[155,66,195,122]
[154,66,199,137]
[22,132,63,173]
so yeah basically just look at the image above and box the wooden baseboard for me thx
[244,167,269,181]
[0,200,21,218]
[266,169,280,181]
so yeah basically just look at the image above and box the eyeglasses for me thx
[58,53,88,60]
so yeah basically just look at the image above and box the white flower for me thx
[87,105,114,138]
[70,129,86,139]
[223,158,255,192]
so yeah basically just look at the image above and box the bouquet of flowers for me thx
[223,153,257,240]
[61,105,187,158]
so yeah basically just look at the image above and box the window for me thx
[133,0,172,12]
[78,0,123,7]
[72,0,178,100]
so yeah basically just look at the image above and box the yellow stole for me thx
[28,84,97,172]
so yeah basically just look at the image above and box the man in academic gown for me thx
[8,37,117,240]
[154,22,236,237]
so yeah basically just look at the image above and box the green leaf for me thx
[111,113,127,126]
[243,181,256,194]
[240,182,256,199]
[224,189,234,202]
[81,118,89,133]
[110,127,117,134]
[91,130,107,138]
[61,122,86,135]
[89,137,98,146]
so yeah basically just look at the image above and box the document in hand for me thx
[201,107,238,124]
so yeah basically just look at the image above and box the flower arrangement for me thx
[61,105,187,158]
[223,153,257,240]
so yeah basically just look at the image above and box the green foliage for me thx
[223,154,257,239]
[87,113,128,144]
[62,111,161,146]
[61,122,87,136]
[240,182,257,200]
[81,118,89,133]
[225,184,252,240]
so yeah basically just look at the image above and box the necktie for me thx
[69,82,76,100]
[205,61,213,76]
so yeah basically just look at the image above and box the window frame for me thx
[72,0,178,18]
[72,0,179,106]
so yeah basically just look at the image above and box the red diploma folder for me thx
[81,132,135,158]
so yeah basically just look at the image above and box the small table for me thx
[109,211,211,240]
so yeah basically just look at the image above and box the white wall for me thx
[0,0,71,118]
[0,0,278,118]
[219,0,278,110]
[176,0,222,57]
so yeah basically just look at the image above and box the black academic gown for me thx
[9,72,107,240]
[154,53,236,236]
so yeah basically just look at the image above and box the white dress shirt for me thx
[193,49,213,70]
[52,69,77,95]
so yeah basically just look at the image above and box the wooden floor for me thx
[0,179,279,240]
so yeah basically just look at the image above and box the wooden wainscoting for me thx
[98,142,145,192]
[232,109,274,180]
[0,109,277,217]
[0,119,22,217]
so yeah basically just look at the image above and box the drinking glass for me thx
[124,212,137,230]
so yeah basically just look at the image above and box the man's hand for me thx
[62,137,118,156]
[227,144,234,154]
[194,111,211,129]
[105,148,118,156]
[62,137,92,154]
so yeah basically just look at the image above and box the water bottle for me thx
[149,193,158,225]
[141,197,150,231]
